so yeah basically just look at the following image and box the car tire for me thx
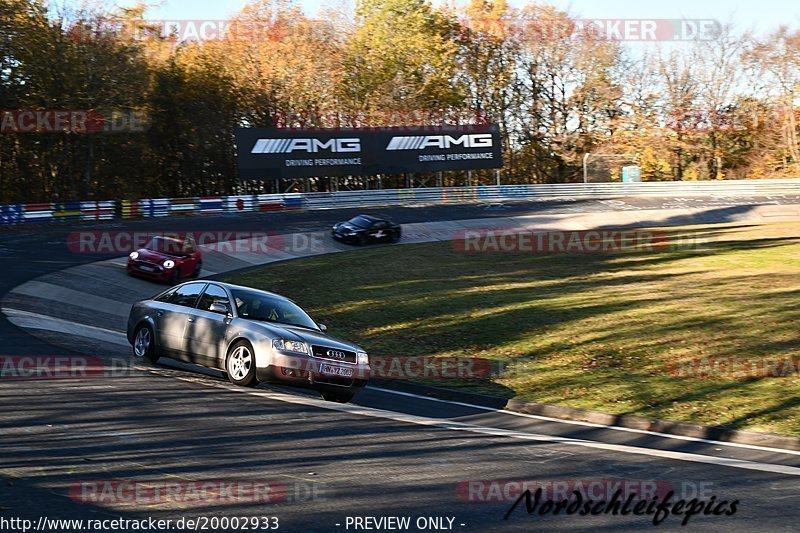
[132,324,159,363]
[226,340,257,387]
[389,231,400,243]
[170,268,180,284]
[192,261,202,278]
[321,391,355,403]
[357,234,367,246]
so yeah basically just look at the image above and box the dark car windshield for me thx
[230,288,319,330]
[145,236,186,256]
[347,216,374,228]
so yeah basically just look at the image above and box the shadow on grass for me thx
[226,205,800,434]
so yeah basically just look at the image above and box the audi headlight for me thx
[163,259,175,269]
[273,339,309,354]
[129,251,139,260]
[356,352,369,365]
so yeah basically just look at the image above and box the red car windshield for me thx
[145,236,189,256]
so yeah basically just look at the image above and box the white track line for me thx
[149,368,800,478]
[2,308,129,346]
[367,386,800,458]
[5,308,800,461]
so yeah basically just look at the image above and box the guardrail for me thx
[2,179,800,227]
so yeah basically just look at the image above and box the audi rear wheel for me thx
[132,325,159,363]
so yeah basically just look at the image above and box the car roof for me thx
[353,214,382,222]
[149,235,192,244]
[150,235,182,243]
[200,281,294,303]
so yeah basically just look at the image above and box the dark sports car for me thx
[127,235,202,283]
[331,215,401,245]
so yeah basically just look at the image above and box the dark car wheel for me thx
[132,324,159,363]
[170,268,180,284]
[357,234,367,246]
[192,261,202,278]
[389,231,400,243]
[321,391,355,403]
[226,340,257,387]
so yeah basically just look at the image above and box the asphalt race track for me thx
[3,196,800,532]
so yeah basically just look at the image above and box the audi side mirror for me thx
[317,323,328,332]
[209,302,231,315]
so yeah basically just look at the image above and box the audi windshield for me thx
[230,288,319,330]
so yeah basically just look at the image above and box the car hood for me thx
[247,321,365,352]
[336,223,362,233]
[134,248,175,263]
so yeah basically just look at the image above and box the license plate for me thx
[319,363,353,377]
[139,266,154,272]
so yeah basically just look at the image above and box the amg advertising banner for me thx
[235,124,502,179]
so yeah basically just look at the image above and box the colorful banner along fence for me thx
[0,194,312,226]
[3,179,800,227]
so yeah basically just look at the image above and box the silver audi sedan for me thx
[126,281,370,403]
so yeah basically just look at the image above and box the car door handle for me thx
[157,311,164,317]
[187,318,195,323]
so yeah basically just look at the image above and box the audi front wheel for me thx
[226,340,257,387]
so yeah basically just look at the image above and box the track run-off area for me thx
[3,196,800,531]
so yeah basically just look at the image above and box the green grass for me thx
[224,222,800,436]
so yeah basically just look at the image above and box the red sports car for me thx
[127,235,202,283]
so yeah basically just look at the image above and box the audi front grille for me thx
[311,345,357,364]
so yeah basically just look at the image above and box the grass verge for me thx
[224,222,800,436]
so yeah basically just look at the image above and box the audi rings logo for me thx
[326,350,346,360]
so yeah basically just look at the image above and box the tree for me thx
[342,0,463,118]
[457,0,516,180]
[746,27,800,170]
